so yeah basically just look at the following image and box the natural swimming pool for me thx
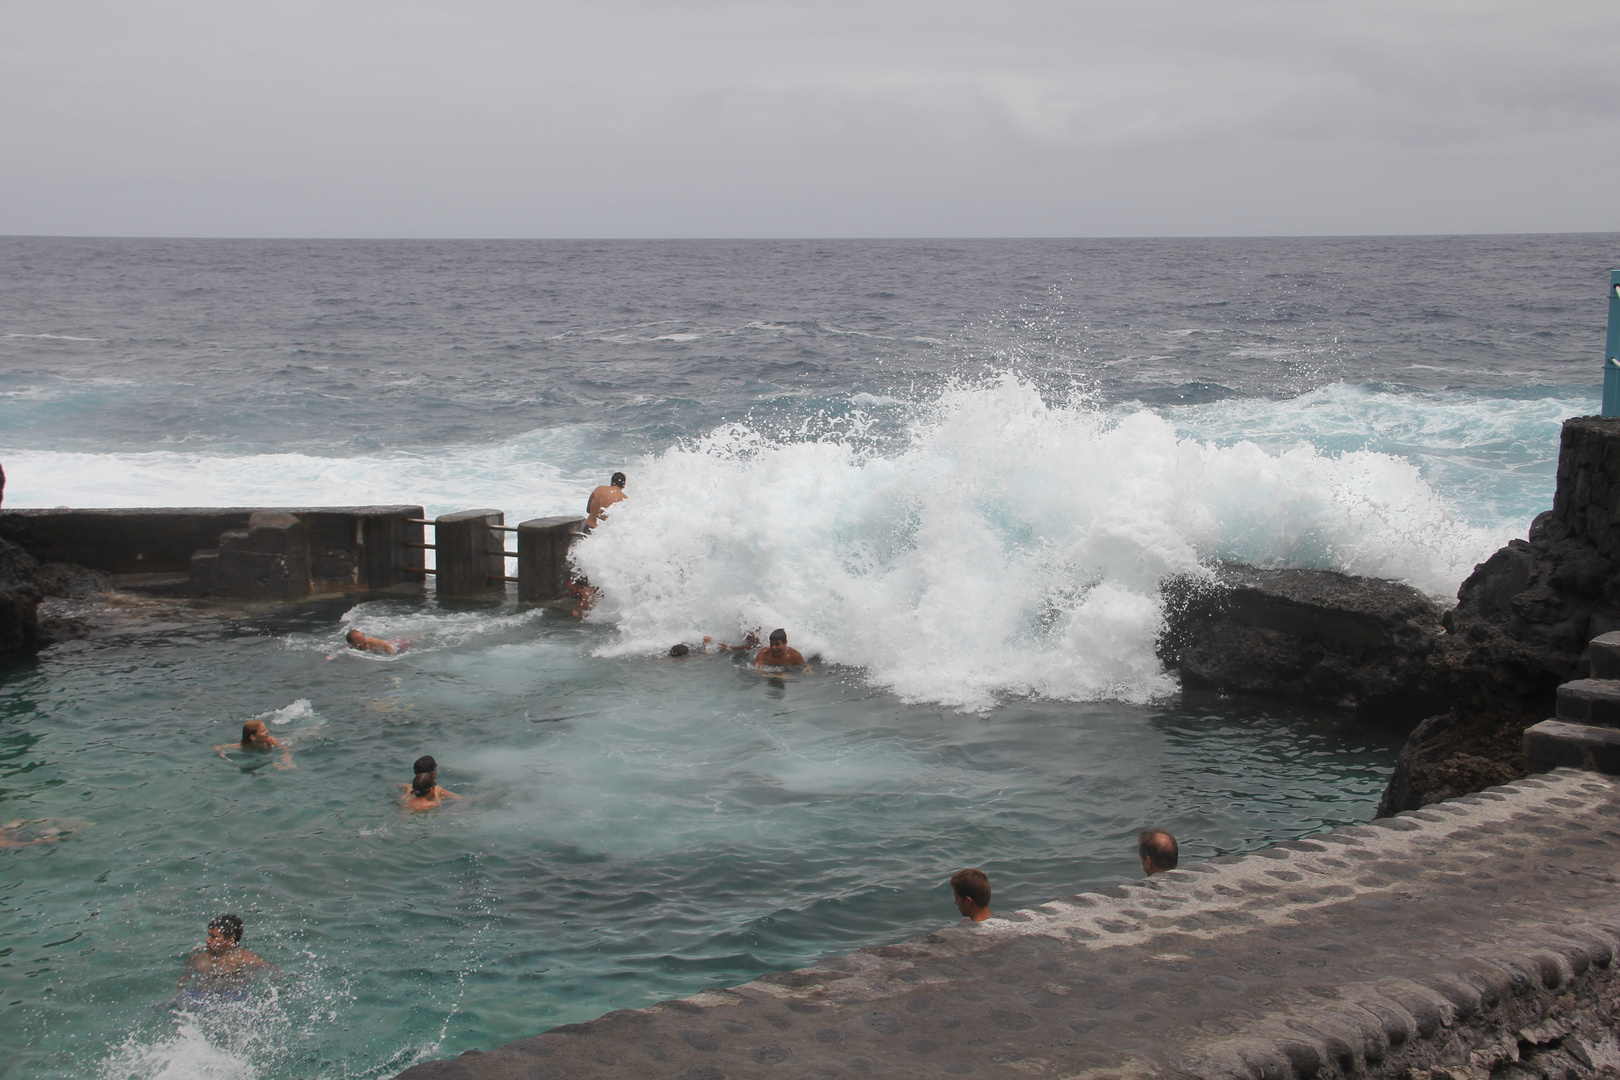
[1,593,1402,1079]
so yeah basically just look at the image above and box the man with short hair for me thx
[753,628,807,670]
[179,913,274,987]
[1138,829,1178,875]
[586,472,628,529]
[950,868,992,922]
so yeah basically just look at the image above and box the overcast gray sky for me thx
[3,0,1618,238]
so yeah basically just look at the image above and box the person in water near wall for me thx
[753,628,807,670]
[669,632,762,657]
[214,719,293,769]
[403,771,461,812]
[179,914,275,989]
[951,868,993,922]
[329,629,408,658]
[585,471,627,530]
[1139,829,1179,875]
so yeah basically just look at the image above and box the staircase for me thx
[1524,630,1620,773]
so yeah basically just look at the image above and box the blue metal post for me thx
[1604,271,1620,417]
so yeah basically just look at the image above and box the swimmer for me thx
[403,771,461,812]
[402,756,456,799]
[585,471,627,530]
[328,629,408,659]
[753,628,807,670]
[179,914,275,988]
[215,719,293,769]
[566,578,598,618]
[950,868,993,923]
[0,819,68,848]
[668,633,761,658]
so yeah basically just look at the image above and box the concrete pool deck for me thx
[395,768,1620,1080]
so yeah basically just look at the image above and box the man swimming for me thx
[403,770,461,812]
[214,719,292,769]
[753,628,807,670]
[179,914,274,988]
[335,629,406,656]
[585,471,627,530]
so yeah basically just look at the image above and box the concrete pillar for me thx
[517,516,587,603]
[434,510,506,598]
[353,507,426,591]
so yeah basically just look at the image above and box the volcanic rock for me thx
[0,536,43,656]
[1158,565,1445,720]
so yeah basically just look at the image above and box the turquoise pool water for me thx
[1,594,1402,1079]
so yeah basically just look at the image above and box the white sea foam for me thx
[1,375,1555,711]
[574,374,1513,710]
[253,699,314,727]
[97,1016,257,1080]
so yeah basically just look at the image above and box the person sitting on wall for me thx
[951,868,993,923]
[215,719,292,769]
[329,629,407,658]
[1138,829,1178,875]
[179,914,275,989]
[586,472,628,530]
[753,628,807,670]
[403,771,461,812]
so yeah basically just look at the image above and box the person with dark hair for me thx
[215,719,292,769]
[669,643,692,657]
[950,868,993,922]
[586,472,628,530]
[330,628,408,658]
[753,628,807,670]
[1138,829,1178,875]
[413,755,437,776]
[179,913,274,987]
[403,770,460,812]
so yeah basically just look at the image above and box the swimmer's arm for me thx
[274,748,295,770]
[213,743,237,759]
[438,788,461,800]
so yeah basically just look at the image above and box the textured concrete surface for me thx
[395,769,1620,1080]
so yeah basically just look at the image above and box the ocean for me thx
[0,234,1612,1078]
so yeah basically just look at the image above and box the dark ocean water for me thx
[0,234,1614,1079]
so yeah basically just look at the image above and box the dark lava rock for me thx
[37,562,113,599]
[0,536,43,656]
[1377,416,1620,814]
[1159,565,1445,720]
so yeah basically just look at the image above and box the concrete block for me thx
[1555,679,1620,726]
[516,517,586,604]
[1590,632,1620,679]
[190,511,311,600]
[434,510,505,598]
[1524,718,1620,774]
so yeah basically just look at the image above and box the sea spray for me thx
[575,375,1509,710]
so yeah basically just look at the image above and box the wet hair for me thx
[769,628,787,645]
[346,629,365,645]
[950,868,991,909]
[413,755,437,775]
[412,772,436,796]
[611,472,626,487]
[209,913,244,944]
[241,719,267,743]
[1138,829,1179,872]
[669,643,691,657]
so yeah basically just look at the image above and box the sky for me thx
[3,0,1619,239]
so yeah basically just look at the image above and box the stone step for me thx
[1525,718,1620,774]
[1591,631,1620,679]
[1555,678,1620,726]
